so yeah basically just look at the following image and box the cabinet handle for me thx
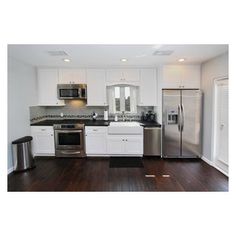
[122,139,124,141]
[126,139,128,141]
[41,129,46,131]
[93,129,98,131]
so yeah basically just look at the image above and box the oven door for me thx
[55,130,83,150]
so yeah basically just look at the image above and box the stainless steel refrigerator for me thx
[162,89,202,158]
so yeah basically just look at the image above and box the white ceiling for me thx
[8,44,228,67]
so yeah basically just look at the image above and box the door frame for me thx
[211,76,228,176]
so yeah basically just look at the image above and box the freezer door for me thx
[162,90,181,157]
[181,90,202,157]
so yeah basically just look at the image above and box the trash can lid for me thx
[12,136,33,144]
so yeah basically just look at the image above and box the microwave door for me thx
[59,89,79,99]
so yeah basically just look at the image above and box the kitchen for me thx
[7,44,228,191]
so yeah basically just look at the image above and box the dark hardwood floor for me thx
[8,157,228,191]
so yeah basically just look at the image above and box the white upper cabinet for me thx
[139,68,157,106]
[162,65,200,89]
[37,68,65,106]
[58,69,87,84]
[106,69,140,84]
[86,69,107,106]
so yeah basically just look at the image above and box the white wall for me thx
[8,57,37,172]
[201,52,228,161]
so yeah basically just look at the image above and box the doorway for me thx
[213,78,228,175]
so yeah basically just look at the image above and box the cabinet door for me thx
[107,136,124,154]
[139,68,157,106]
[37,69,64,106]
[124,136,143,154]
[106,69,140,83]
[106,69,123,83]
[123,69,140,82]
[86,133,107,154]
[31,126,55,155]
[87,69,107,106]
[162,65,182,88]
[58,69,87,84]
[181,65,200,88]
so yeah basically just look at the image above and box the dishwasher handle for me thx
[144,127,161,130]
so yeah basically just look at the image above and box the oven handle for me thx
[60,150,81,154]
[54,130,83,133]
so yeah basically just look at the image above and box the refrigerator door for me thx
[162,90,181,157]
[181,90,202,157]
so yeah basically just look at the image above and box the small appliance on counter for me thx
[141,110,156,122]
[104,109,108,121]
[92,112,98,121]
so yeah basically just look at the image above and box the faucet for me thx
[122,111,126,121]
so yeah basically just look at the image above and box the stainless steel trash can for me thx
[12,136,35,172]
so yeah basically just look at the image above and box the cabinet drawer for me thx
[31,126,54,134]
[85,126,108,134]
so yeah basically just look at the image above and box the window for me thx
[108,85,137,113]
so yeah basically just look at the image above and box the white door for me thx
[214,78,228,174]
[37,69,64,106]
[139,68,157,106]
[107,136,124,154]
[124,136,143,155]
[87,69,107,106]
[106,69,123,83]
[59,69,87,84]
[162,65,182,88]
[86,134,107,154]
[31,126,55,155]
[123,69,140,82]
[181,65,200,88]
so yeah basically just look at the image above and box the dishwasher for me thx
[144,127,161,156]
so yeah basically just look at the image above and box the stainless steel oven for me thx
[54,124,86,158]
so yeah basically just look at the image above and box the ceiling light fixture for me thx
[178,58,185,62]
[120,58,128,62]
[63,58,71,62]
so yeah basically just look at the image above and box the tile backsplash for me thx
[30,100,155,122]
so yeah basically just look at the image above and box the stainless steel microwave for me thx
[57,84,87,100]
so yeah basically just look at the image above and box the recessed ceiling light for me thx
[120,58,128,62]
[63,58,71,62]
[178,58,185,62]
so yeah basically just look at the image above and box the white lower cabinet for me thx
[107,136,124,154]
[85,126,107,155]
[107,135,143,155]
[31,126,55,156]
[85,126,143,156]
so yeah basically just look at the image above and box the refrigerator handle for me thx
[178,104,181,131]
[181,104,184,131]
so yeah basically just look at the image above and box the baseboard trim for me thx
[8,167,14,174]
[201,156,228,177]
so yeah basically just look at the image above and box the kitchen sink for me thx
[108,122,143,134]
[109,121,140,127]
